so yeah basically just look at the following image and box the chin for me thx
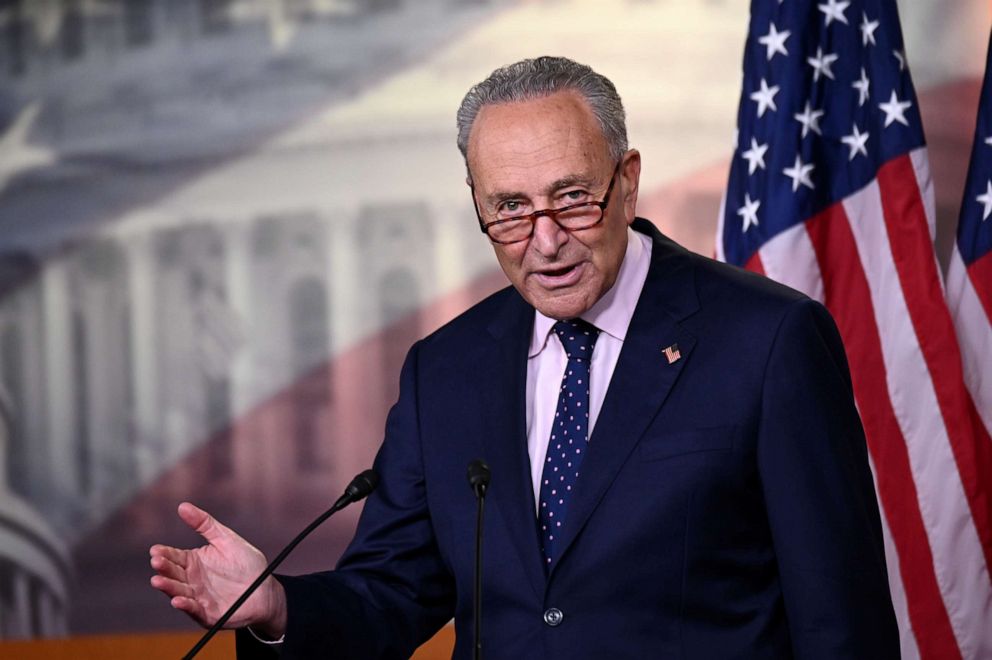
[529,290,595,320]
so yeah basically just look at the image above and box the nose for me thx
[529,213,568,258]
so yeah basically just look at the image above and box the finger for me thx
[149,544,188,568]
[170,596,208,627]
[177,502,239,546]
[150,555,187,583]
[150,574,195,600]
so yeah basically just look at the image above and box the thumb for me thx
[177,502,239,547]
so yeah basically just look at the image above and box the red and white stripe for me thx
[946,245,992,440]
[740,148,992,659]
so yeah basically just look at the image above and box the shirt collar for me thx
[528,227,652,358]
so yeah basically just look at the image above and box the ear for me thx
[620,149,641,225]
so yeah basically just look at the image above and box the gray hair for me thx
[456,56,628,167]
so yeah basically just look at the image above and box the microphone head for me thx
[467,459,491,498]
[344,469,379,502]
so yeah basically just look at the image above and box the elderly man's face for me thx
[467,91,640,320]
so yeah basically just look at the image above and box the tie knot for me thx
[553,319,600,361]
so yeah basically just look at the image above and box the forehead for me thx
[466,91,611,192]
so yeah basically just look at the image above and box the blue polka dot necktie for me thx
[539,318,600,569]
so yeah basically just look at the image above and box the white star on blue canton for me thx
[818,0,850,26]
[737,193,760,232]
[750,78,780,118]
[852,68,870,107]
[976,180,992,221]
[841,124,870,160]
[741,138,769,175]
[794,102,824,138]
[879,90,912,127]
[783,155,815,192]
[807,47,838,82]
[860,12,879,46]
[758,22,790,61]
[893,49,907,71]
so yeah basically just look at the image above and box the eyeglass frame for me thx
[470,161,623,245]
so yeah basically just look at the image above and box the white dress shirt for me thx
[525,228,653,509]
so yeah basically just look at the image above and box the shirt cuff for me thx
[246,625,285,645]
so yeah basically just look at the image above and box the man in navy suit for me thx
[151,56,900,658]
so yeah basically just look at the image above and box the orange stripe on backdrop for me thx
[0,627,455,659]
[805,201,962,660]
[876,156,992,579]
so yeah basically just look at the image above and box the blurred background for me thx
[0,0,986,639]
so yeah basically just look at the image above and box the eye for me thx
[498,200,524,217]
[562,189,587,203]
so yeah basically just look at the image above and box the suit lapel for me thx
[479,291,546,598]
[551,222,700,574]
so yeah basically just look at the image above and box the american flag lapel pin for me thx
[662,343,681,365]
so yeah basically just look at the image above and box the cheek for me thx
[493,245,526,280]
[590,225,628,278]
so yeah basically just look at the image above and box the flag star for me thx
[750,78,780,117]
[758,22,790,61]
[783,154,815,192]
[893,49,906,71]
[737,193,760,232]
[841,124,870,160]
[878,90,912,127]
[807,47,838,82]
[741,137,769,175]
[852,67,870,106]
[976,180,992,221]
[985,136,992,147]
[793,101,825,138]
[818,0,850,26]
[860,12,879,46]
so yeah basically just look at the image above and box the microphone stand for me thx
[467,459,491,660]
[182,469,379,660]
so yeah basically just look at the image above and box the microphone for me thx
[467,459,491,498]
[183,469,379,659]
[467,459,490,660]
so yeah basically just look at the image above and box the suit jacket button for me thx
[543,607,564,627]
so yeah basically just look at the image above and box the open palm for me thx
[149,502,285,633]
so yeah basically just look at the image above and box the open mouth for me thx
[534,262,583,287]
[543,264,577,277]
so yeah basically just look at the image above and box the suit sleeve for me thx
[239,341,455,660]
[756,298,900,659]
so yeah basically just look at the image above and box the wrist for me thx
[255,577,288,639]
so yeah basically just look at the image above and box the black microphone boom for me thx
[182,469,379,659]
[467,459,490,660]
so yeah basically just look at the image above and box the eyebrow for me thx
[484,173,599,207]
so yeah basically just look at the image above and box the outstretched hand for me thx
[149,502,287,637]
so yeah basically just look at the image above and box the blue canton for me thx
[721,0,926,267]
[538,319,600,569]
[956,34,992,267]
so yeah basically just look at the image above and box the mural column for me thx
[223,222,251,418]
[41,259,79,505]
[127,230,163,485]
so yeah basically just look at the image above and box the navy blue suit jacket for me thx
[238,219,899,659]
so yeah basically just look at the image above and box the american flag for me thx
[948,34,992,471]
[717,1,992,658]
